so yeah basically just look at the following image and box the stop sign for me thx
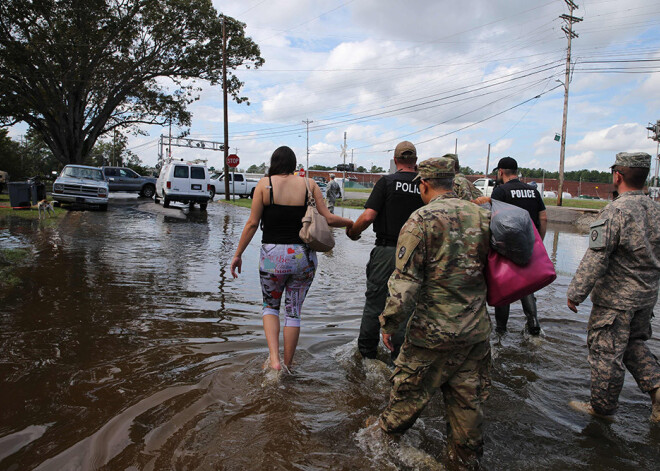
[227,154,240,168]
[299,167,306,177]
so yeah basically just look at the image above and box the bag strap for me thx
[303,177,316,208]
[268,175,274,205]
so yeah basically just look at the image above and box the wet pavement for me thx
[1,199,659,470]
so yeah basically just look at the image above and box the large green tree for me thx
[0,0,263,165]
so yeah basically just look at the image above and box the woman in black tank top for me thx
[230,146,353,372]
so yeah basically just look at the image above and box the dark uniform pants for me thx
[587,304,660,415]
[380,340,491,470]
[358,245,408,359]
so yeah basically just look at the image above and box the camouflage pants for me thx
[379,340,491,469]
[326,197,335,214]
[587,304,660,415]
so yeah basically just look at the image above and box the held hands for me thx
[346,223,361,241]
[382,332,394,352]
[472,196,491,206]
[230,255,242,278]
[567,298,579,313]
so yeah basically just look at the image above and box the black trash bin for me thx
[8,182,36,209]
[32,182,46,202]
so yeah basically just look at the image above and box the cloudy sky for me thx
[71,1,660,173]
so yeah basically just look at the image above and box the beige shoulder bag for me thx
[299,177,335,252]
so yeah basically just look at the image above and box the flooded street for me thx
[1,200,659,470]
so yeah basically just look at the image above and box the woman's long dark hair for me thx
[267,146,297,176]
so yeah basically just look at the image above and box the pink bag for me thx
[485,224,556,307]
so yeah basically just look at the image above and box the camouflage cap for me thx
[443,153,459,163]
[413,157,456,181]
[394,141,417,159]
[611,152,651,169]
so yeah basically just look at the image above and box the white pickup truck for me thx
[209,172,259,199]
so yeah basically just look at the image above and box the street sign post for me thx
[227,154,239,199]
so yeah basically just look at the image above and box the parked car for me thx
[472,177,495,197]
[543,191,557,198]
[102,166,156,198]
[52,165,109,210]
[155,160,211,210]
[209,172,258,199]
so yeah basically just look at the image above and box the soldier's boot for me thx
[651,388,660,423]
[521,295,541,336]
[525,312,541,336]
[568,400,615,422]
[494,305,509,334]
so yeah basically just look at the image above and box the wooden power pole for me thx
[557,0,582,206]
[222,17,230,200]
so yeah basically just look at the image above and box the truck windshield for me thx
[63,166,104,181]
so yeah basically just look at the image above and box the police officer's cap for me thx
[394,141,417,159]
[611,152,651,169]
[413,157,455,181]
[492,156,517,173]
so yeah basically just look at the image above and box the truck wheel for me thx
[209,187,215,200]
[141,184,155,198]
[163,196,170,208]
[250,188,255,199]
[239,194,247,199]
[200,202,208,211]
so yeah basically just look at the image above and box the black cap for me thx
[493,156,518,173]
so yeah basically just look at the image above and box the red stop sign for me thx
[299,167,306,177]
[227,154,240,168]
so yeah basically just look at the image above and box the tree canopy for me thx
[0,0,264,165]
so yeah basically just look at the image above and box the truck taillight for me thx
[167,181,171,189]
[207,184,211,192]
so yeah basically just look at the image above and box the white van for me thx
[155,160,211,210]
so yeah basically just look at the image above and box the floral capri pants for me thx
[259,243,317,327]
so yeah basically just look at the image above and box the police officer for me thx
[567,152,660,422]
[444,153,483,201]
[491,156,547,335]
[377,157,492,469]
[347,141,424,360]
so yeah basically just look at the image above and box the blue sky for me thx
[13,0,660,175]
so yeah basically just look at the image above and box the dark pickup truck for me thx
[101,166,157,198]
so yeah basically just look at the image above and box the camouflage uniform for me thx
[567,152,660,416]
[378,157,492,469]
[442,154,482,201]
[454,172,483,201]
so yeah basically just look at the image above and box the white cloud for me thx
[572,123,655,153]
[565,151,596,170]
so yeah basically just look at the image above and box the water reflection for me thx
[0,202,658,470]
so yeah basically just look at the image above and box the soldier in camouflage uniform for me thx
[444,153,483,201]
[567,152,660,422]
[377,157,492,469]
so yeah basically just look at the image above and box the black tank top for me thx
[261,176,308,244]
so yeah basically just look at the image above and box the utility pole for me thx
[302,119,313,170]
[222,16,230,200]
[341,132,347,196]
[485,143,491,177]
[647,120,660,191]
[557,0,582,206]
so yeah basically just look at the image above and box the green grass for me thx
[217,197,366,210]
[543,197,608,210]
[217,198,253,209]
[345,188,373,193]
[0,248,32,289]
[0,194,66,220]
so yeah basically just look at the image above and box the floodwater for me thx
[1,199,659,470]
